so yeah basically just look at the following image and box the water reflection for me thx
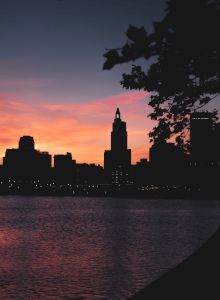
[0,196,219,299]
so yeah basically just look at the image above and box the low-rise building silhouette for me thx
[150,140,184,166]
[75,163,104,184]
[54,152,76,182]
[149,139,188,183]
[3,136,51,179]
[132,158,150,184]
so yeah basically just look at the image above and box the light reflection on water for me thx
[0,196,220,299]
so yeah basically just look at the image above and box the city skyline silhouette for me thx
[1,108,219,165]
[0,93,151,166]
[0,108,219,194]
[1,107,140,167]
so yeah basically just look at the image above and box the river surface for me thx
[0,196,220,299]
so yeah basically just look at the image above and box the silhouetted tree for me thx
[103,0,220,150]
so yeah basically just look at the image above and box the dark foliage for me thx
[103,0,220,150]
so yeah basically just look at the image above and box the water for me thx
[0,196,220,300]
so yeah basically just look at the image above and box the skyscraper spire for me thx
[115,107,121,120]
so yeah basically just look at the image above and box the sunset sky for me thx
[0,0,167,165]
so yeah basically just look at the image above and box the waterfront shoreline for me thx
[0,184,220,200]
[0,190,219,200]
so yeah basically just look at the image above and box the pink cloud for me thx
[0,91,153,165]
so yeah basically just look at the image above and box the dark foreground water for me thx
[0,196,220,300]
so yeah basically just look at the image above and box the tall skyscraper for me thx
[190,112,214,163]
[104,108,131,183]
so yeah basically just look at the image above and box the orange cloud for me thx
[0,91,154,165]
